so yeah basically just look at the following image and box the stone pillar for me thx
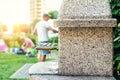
[55,0,117,76]
[29,0,117,80]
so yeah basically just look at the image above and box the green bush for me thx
[48,10,58,19]
[110,0,120,22]
[1,33,38,48]
[110,0,120,79]
[1,34,22,48]
[27,34,38,46]
[48,37,58,43]
[1,32,57,48]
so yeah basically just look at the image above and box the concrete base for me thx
[29,62,58,75]
[30,75,115,80]
[29,62,115,80]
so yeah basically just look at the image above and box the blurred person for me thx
[21,37,35,49]
[0,39,8,52]
[32,14,58,62]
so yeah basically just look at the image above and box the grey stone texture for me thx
[58,0,112,19]
[29,62,58,75]
[55,0,117,76]
[30,75,115,80]
[29,0,117,79]
[29,62,115,80]
[54,19,117,27]
[58,27,113,76]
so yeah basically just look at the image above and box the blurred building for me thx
[30,0,62,23]
[30,0,44,23]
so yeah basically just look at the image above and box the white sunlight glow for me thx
[43,0,62,13]
[0,0,62,25]
[0,0,30,25]
[0,0,30,33]
[0,0,62,33]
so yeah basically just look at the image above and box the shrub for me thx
[1,33,38,48]
[48,37,58,43]
[48,10,58,19]
[110,0,120,79]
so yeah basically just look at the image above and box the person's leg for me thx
[40,54,45,62]
[38,42,43,62]
[38,41,50,62]
[46,50,51,58]
[38,54,46,62]
[42,55,46,61]
[46,54,50,58]
[38,54,41,62]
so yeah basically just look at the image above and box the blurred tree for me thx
[110,0,120,79]
[2,24,7,32]
[30,19,40,33]
[110,0,120,23]
[20,24,30,33]
[13,24,30,33]
[0,23,7,33]
[48,10,58,19]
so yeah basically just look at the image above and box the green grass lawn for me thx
[0,52,37,80]
[0,51,58,80]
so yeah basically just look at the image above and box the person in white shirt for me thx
[32,14,58,62]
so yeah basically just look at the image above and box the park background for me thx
[0,0,120,80]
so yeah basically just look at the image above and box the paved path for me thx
[10,53,58,79]
[10,64,33,79]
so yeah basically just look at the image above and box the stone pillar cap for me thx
[54,0,117,27]
[54,19,117,27]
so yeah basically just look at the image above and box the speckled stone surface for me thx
[29,62,58,75]
[58,0,112,19]
[54,0,117,27]
[29,63,115,80]
[58,27,113,76]
[54,19,117,27]
[54,0,117,76]
[30,75,115,80]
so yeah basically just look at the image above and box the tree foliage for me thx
[13,24,30,33]
[48,10,58,19]
[30,19,40,29]
[110,0,120,23]
[110,0,120,79]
